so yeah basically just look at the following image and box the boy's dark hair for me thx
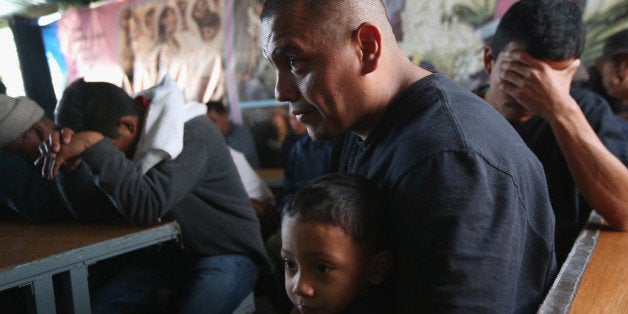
[284,172,390,254]
[0,80,6,94]
[55,78,140,138]
[205,100,227,115]
[492,0,585,61]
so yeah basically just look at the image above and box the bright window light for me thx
[0,27,25,96]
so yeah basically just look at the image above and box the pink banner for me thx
[494,0,518,19]
[58,1,131,86]
[58,0,226,104]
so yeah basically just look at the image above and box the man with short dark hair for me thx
[478,0,628,264]
[206,100,260,168]
[593,29,628,135]
[261,0,556,312]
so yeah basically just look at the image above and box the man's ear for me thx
[118,115,139,136]
[369,249,394,286]
[354,22,382,75]
[483,45,495,74]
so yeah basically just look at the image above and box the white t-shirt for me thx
[229,147,275,206]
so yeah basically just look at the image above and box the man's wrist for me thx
[546,98,582,128]
[80,131,105,147]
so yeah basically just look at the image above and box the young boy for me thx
[281,173,394,313]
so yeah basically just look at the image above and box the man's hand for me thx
[497,43,581,122]
[35,127,73,179]
[35,128,103,179]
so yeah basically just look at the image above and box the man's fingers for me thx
[35,143,47,167]
[60,128,74,145]
[499,80,519,98]
[49,129,62,154]
[499,63,527,88]
[564,59,581,77]
[41,155,51,179]
[46,154,64,180]
[50,157,63,179]
[33,155,43,167]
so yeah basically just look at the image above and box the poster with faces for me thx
[118,0,226,102]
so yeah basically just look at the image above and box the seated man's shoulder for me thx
[571,87,628,144]
[570,87,614,113]
[182,116,227,149]
[186,115,221,135]
[230,122,253,137]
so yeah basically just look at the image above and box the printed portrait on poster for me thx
[118,0,225,102]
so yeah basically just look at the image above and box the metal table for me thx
[0,221,180,314]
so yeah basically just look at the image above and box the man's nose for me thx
[275,70,299,103]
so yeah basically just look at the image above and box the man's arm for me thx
[38,129,103,180]
[42,124,210,224]
[0,152,70,221]
[56,161,125,221]
[499,49,628,230]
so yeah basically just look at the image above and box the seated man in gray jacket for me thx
[39,78,271,314]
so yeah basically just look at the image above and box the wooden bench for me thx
[538,211,628,313]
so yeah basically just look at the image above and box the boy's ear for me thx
[118,115,139,135]
[369,250,394,286]
[354,22,382,75]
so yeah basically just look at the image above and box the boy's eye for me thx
[283,258,297,271]
[315,264,331,273]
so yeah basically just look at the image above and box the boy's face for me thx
[281,216,371,314]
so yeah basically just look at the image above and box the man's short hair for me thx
[0,81,6,94]
[261,0,387,19]
[283,172,390,253]
[260,0,391,41]
[55,78,140,138]
[205,100,227,115]
[492,0,585,61]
